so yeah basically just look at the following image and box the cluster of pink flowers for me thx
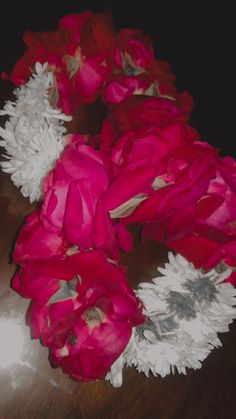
[7,9,236,382]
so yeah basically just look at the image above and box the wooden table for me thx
[1,86,236,419]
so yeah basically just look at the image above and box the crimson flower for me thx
[13,251,145,380]
[40,134,132,259]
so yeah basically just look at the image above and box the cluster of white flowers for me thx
[106,253,236,387]
[0,62,71,202]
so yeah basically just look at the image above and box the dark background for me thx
[0,1,234,156]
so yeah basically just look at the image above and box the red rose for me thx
[40,134,132,259]
[167,156,236,280]
[13,251,145,380]
[13,211,66,264]
[107,95,184,133]
[102,124,205,219]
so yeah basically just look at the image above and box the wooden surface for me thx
[1,87,236,419]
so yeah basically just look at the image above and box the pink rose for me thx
[14,251,145,380]
[9,11,112,113]
[101,27,179,105]
[102,75,152,105]
[60,10,117,104]
[59,11,93,55]
[100,105,198,152]
[107,95,185,133]
[61,10,118,103]
[111,122,190,171]
[167,156,236,281]
[40,135,132,259]
[118,28,155,68]
[100,122,186,214]
[101,27,156,104]
[123,141,217,225]
[13,211,66,263]
[100,119,200,218]
[133,151,236,284]
[72,53,110,103]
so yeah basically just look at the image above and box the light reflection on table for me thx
[0,317,25,368]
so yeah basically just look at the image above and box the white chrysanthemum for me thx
[0,62,72,202]
[107,253,236,387]
[105,337,136,388]
[105,353,126,388]
[127,253,236,378]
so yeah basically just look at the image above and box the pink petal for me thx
[14,212,65,263]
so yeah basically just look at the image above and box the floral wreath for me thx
[1,10,236,387]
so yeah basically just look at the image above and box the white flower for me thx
[109,252,236,386]
[0,62,72,202]
[105,353,125,388]
[105,333,137,388]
